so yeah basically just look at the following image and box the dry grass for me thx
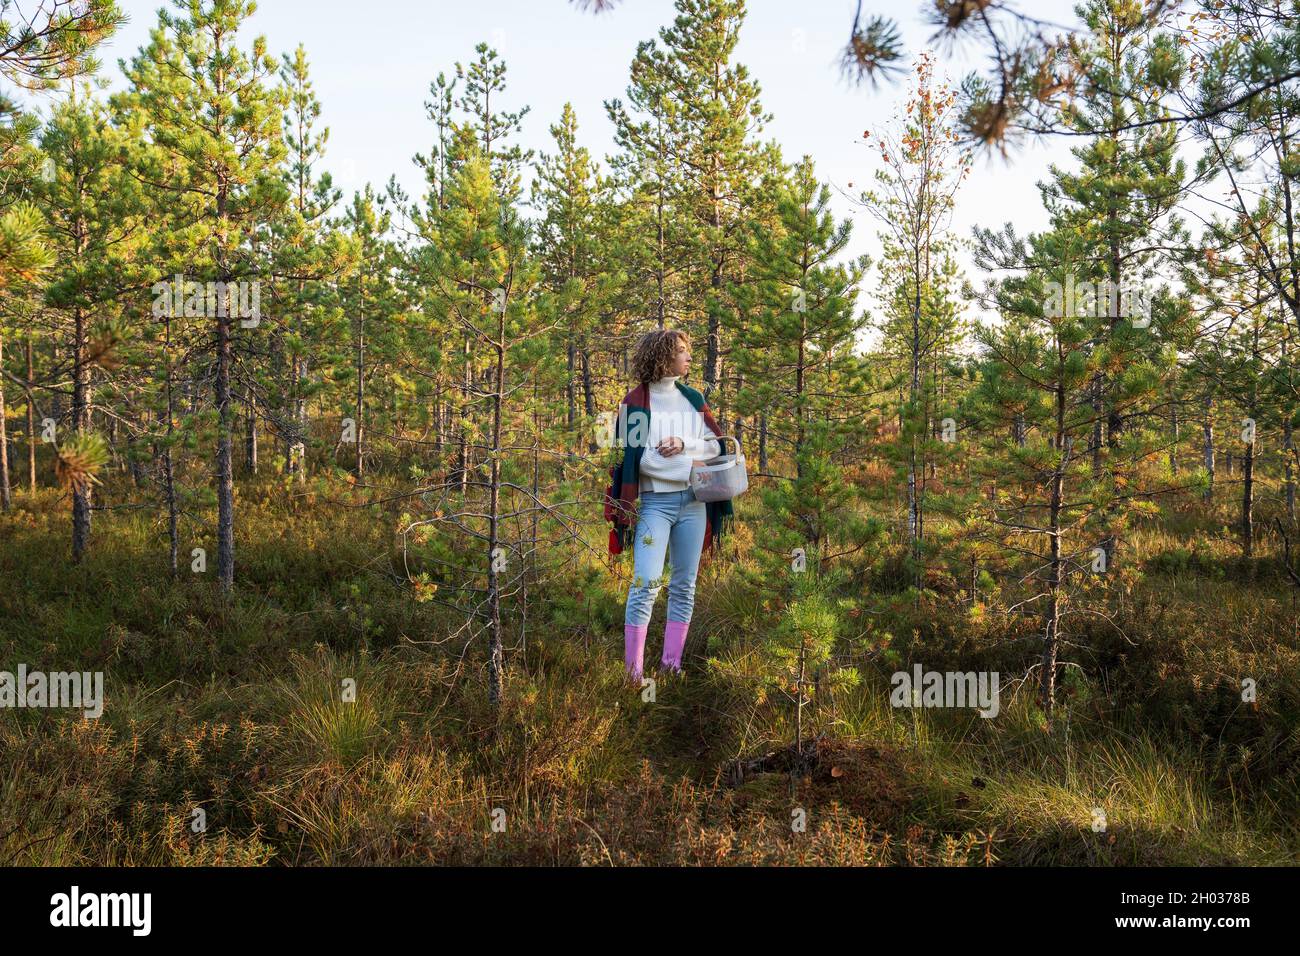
[1,477,1296,865]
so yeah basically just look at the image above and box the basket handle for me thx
[706,435,742,459]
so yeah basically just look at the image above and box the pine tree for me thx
[414,71,458,211]
[736,155,872,557]
[969,217,1191,729]
[454,43,532,203]
[531,103,612,437]
[0,3,120,507]
[419,44,533,493]
[405,72,461,468]
[1044,0,1186,560]
[1188,207,1293,556]
[0,205,52,510]
[609,0,770,408]
[860,55,969,576]
[659,0,769,403]
[116,0,288,592]
[273,44,351,482]
[968,226,1107,731]
[415,150,542,707]
[338,186,400,479]
[729,155,880,761]
[29,90,149,559]
[606,31,692,333]
[0,0,123,288]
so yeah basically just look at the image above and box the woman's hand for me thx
[656,436,685,457]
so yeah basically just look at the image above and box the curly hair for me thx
[631,328,688,384]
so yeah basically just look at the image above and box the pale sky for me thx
[54,0,1093,324]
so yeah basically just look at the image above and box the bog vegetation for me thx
[1,0,1299,865]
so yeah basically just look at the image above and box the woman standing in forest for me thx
[605,329,733,681]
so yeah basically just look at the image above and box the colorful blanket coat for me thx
[603,380,734,556]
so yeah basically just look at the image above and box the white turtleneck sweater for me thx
[638,377,721,492]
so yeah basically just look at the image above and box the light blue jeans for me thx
[625,489,707,627]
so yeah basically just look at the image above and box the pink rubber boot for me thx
[624,624,649,682]
[662,620,690,672]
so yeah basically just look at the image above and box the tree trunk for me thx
[244,387,258,475]
[456,333,470,493]
[1287,330,1296,521]
[1041,434,1072,733]
[566,336,576,431]
[705,146,724,399]
[354,312,365,477]
[295,356,308,483]
[108,413,118,463]
[581,347,596,454]
[732,372,745,453]
[128,397,146,488]
[907,260,922,567]
[1242,428,1254,558]
[162,314,179,577]
[1091,375,1103,477]
[26,338,36,493]
[0,338,8,515]
[216,302,235,591]
[795,315,807,479]
[581,348,594,417]
[1287,418,1296,522]
[71,307,91,562]
[1202,394,1214,502]
[487,307,506,707]
[1169,404,1179,475]
[795,631,807,761]
[0,335,9,510]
